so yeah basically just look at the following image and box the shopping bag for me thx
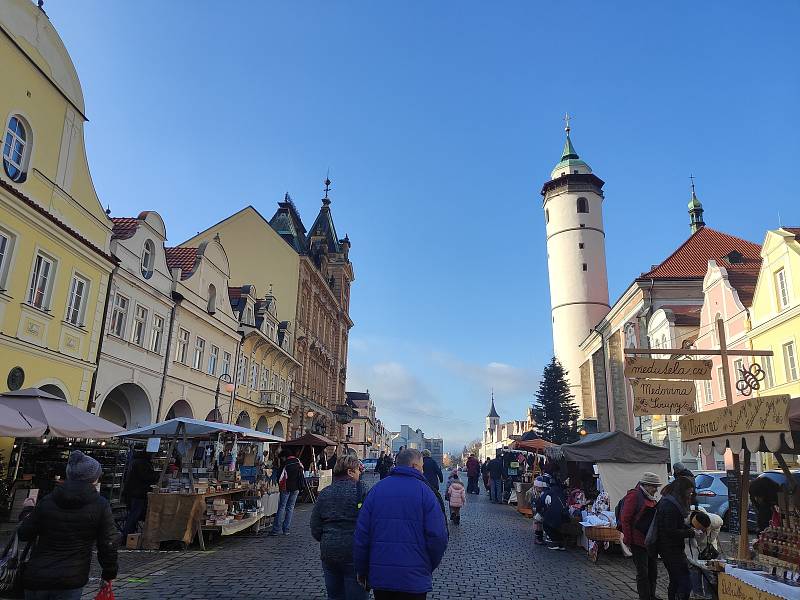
[95,581,114,600]
[0,534,26,597]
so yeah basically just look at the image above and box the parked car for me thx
[361,458,379,472]
[754,470,800,490]
[694,470,758,531]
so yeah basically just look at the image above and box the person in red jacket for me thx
[465,454,481,495]
[620,472,661,600]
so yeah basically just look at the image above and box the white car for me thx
[361,458,379,471]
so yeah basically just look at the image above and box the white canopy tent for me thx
[117,417,284,442]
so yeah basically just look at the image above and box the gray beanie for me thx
[66,450,102,482]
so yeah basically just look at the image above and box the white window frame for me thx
[65,273,90,326]
[149,314,164,353]
[222,351,231,376]
[131,304,148,346]
[0,227,16,290]
[702,379,713,405]
[783,341,798,382]
[193,337,206,370]
[3,115,31,182]
[250,362,258,389]
[717,366,726,400]
[732,359,745,395]
[260,367,270,390]
[237,355,247,385]
[109,292,129,337]
[762,355,774,389]
[27,251,55,310]
[141,240,155,279]
[208,345,219,375]
[775,268,790,310]
[176,328,190,364]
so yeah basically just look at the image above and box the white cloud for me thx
[432,352,540,396]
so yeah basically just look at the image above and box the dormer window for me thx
[141,240,155,279]
[3,116,31,183]
[724,250,743,265]
[244,306,254,325]
[577,197,589,214]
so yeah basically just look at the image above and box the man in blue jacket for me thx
[353,448,449,599]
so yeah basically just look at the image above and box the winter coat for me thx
[310,477,367,566]
[353,466,448,594]
[465,456,480,478]
[481,461,490,476]
[122,453,159,500]
[447,482,466,508]
[18,480,118,590]
[620,485,657,548]
[422,456,443,491]
[487,457,504,480]
[279,456,305,492]
[655,494,694,561]
[540,484,567,530]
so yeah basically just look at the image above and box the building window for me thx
[237,355,247,384]
[3,116,30,182]
[250,363,258,389]
[207,284,216,314]
[244,306,254,326]
[717,366,726,400]
[762,355,774,389]
[545,209,550,224]
[208,345,219,375]
[65,274,89,326]
[702,379,713,405]
[176,328,190,364]
[193,337,206,370]
[222,351,231,376]
[0,228,15,289]
[28,252,55,309]
[141,240,155,279]
[582,263,587,271]
[346,426,354,437]
[131,304,148,345]
[733,359,744,394]
[109,293,129,337]
[149,314,164,353]
[577,197,589,213]
[775,268,789,310]
[783,341,798,382]
[579,243,584,249]
[260,367,270,390]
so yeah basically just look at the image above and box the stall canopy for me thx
[0,403,46,437]
[283,433,337,448]
[511,438,555,452]
[0,388,125,438]
[118,417,283,442]
[546,431,670,464]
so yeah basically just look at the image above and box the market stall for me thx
[118,417,283,549]
[509,438,554,515]
[679,394,800,598]
[282,432,337,502]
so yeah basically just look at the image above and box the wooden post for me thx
[156,422,182,490]
[717,318,734,408]
[738,449,751,559]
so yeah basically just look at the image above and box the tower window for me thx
[141,240,155,279]
[577,197,589,213]
[582,263,588,271]
[545,209,550,224]
[579,243,584,249]
[580,224,586,228]
[3,115,31,182]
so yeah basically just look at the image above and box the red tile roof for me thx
[0,177,115,264]
[639,227,761,280]
[165,247,198,279]
[727,270,759,308]
[110,217,139,240]
[227,287,242,301]
[661,304,702,327]
[782,227,800,239]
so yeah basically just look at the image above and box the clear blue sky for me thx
[47,2,799,453]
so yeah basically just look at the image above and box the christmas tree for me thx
[532,357,580,444]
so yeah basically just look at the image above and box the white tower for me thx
[542,119,610,404]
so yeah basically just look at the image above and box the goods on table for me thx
[204,497,262,526]
[754,491,800,578]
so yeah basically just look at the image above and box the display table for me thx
[514,482,533,516]
[202,509,266,536]
[719,567,798,600]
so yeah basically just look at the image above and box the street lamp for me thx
[214,373,235,423]
[303,409,316,434]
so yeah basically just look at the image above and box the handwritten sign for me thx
[725,470,740,535]
[624,358,713,380]
[632,380,697,416]
[679,395,791,443]
[718,573,786,600]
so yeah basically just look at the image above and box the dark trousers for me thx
[122,496,147,537]
[631,545,658,600]
[663,557,692,600]
[374,592,426,600]
[450,506,461,524]
[543,524,563,546]
[321,561,368,600]
[466,475,478,494]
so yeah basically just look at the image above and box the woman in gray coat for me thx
[310,455,367,600]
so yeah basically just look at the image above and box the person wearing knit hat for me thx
[66,450,103,483]
[639,472,662,487]
[620,471,662,600]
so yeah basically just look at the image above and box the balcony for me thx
[259,390,290,412]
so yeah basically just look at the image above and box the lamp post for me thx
[214,373,235,423]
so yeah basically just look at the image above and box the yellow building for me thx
[0,1,114,407]
[749,227,800,399]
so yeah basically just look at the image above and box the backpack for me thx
[616,488,656,535]
[615,489,644,531]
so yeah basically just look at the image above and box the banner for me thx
[718,573,786,600]
[679,394,791,443]
[624,357,713,380]
[631,380,696,416]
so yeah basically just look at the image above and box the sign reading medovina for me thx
[679,394,791,443]
[624,358,713,380]
[631,380,696,416]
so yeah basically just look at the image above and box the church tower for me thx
[541,118,610,402]
[486,393,500,433]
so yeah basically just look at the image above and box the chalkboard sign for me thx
[725,470,740,535]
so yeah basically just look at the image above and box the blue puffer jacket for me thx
[353,466,449,594]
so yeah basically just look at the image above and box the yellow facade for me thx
[0,1,113,408]
[749,228,800,399]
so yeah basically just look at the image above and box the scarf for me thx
[639,485,656,502]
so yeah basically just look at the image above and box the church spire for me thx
[551,114,591,178]
[486,391,499,419]
[688,175,705,234]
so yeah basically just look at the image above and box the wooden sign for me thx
[726,470,740,535]
[718,573,786,600]
[624,357,713,380]
[679,394,791,443]
[631,380,697,416]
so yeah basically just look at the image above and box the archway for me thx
[38,384,66,400]
[272,420,284,440]
[165,399,193,420]
[98,383,151,429]
[205,409,222,423]
[235,411,251,429]
[255,416,269,432]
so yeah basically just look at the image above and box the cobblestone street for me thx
[84,478,670,600]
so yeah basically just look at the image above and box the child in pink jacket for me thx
[446,473,466,525]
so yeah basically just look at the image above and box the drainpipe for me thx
[156,292,182,421]
[87,264,117,413]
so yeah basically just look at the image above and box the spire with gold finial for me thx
[688,174,705,233]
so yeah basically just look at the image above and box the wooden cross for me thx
[624,317,775,558]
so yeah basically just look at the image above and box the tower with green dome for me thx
[688,177,705,233]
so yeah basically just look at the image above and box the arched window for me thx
[141,240,155,279]
[207,284,216,314]
[3,115,31,182]
[545,209,550,224]
[577,197,589,214]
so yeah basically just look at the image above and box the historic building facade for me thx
[0,0,115,410]
[480,396,535,460]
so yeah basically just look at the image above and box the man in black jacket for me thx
[422,449,443,492]
[19,450,118,599]
[270,450,305,535]
[121,450,159,537]
[487,456,505,503]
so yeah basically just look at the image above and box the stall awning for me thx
[511,438,555,452]
[679,395,800,456]
[282,433,337,448]
[118,417,283,442]
[545,430,670,464]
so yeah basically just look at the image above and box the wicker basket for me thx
[584,513,621,543]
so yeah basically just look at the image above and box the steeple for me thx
[688,175,705,234]
[486,392,499,419]
[551,114,592,179]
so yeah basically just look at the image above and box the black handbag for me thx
[698,542,719,560]
[0,533,31,599]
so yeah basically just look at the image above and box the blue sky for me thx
[47,2,799,453]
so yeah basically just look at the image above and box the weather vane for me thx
[564,112,573,134]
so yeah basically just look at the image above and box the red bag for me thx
[95,581,114,600]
